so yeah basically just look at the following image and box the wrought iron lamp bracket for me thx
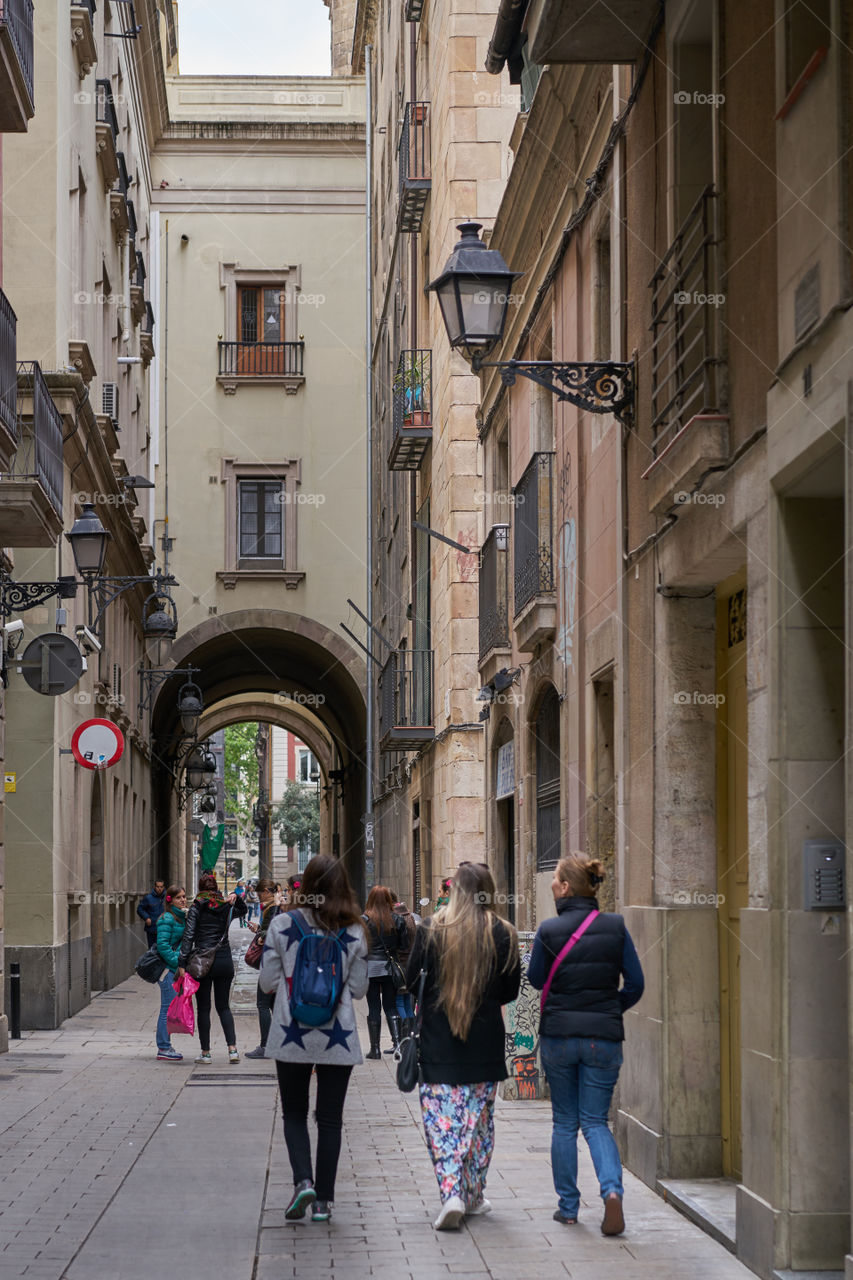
[89,571,177,633]
[0,575,78,618]
[476,358,635,424]
[137,664,199,721]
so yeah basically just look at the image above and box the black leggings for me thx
[366,974,397,1022]
[256,983,275,1046]
[275,1061,353,1201]
[195,950,236,1050]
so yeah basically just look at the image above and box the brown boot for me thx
[601,1193,625,1236]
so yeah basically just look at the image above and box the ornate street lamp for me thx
[177,680,203,739]
[185,746,215,792]
[426,222,635,422]
[66,502,110,580]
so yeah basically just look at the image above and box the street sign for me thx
[71,719,125,770]
[19,634,84,696]
[4,773,15,792]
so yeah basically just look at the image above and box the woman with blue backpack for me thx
[260,853,368,1224]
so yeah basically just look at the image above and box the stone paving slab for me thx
[0,937,760,1278]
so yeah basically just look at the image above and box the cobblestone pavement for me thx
[0,925,757,1279]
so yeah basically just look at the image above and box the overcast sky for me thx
[176,0,332,77]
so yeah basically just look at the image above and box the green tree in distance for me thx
[224,722,259,842]
[273,779,320,854]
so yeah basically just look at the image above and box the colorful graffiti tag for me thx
[501,932,547,1100]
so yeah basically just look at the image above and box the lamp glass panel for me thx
[72,532,108,576]
[434,280,464,346]
[457,277,507,344]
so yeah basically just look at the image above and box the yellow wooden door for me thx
[716,578,748,1180]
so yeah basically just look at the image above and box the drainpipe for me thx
[365,45,375,890]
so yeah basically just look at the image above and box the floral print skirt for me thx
[419,1081,498,1207]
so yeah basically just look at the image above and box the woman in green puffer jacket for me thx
[154,885,187,1062]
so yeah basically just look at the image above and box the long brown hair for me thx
[429,863,518,1039]
[364,885,395,934]
[295,854,363,934]
[163,884,185,921]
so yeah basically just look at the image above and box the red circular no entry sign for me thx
[71,719,125,770]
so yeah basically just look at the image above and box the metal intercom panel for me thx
[803,838,845,911]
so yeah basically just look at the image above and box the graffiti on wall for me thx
[501,932,546,1100]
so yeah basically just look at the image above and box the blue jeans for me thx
[396,991,414,1019]
[539,1035,624,1218]
[156,970,179,1052]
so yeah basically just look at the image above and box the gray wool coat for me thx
[259,908,369,1066]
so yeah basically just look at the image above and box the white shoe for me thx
[467,1198,492,1216]
[434,1195,466,1231]
[194,1051,211,1064]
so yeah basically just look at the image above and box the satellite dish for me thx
[19,634,84,696]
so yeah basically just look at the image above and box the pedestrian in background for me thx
[362,885,409,1058]
[261,853,368,1223]
[176,871,247,1064]
[137,878,166,947]
[527,853,644,1236]
[154,884,187,1062]
[245,877,281,1059]
[393,899,420,1035]
[406,862,520,1230]
[246,881,260,923]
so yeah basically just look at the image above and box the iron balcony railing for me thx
[1,0,34,110]
[398,101,431,233]
[126,197,137,241]
[649,186,724,455]
[13,363,64,518]
[218,340,304,378]
[479,524,510,660]
[142,300,154,334]
[513,452,555,616]
[75,0,97,20]
[133,250,146,288]
[389,348,432,470]
[95,78,118,142]
[378,649,434,748]
[115,149,130,196]
[0,290,18,445]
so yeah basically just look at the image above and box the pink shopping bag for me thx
[167,972,199,1036]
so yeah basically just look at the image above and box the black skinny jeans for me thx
[366,974,397,1022]
[275,1061,354,1201]
[195,949,236,1050]
[256,982,275,1046]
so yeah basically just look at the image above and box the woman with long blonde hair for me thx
[405,862,520,1230]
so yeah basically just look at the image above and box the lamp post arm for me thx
[473,358,635,424]
[0,575,78,618]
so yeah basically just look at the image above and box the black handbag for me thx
[395,968,426,1093]
[186,908,233,980]
[135,943,166,984]
[387,953,406,991]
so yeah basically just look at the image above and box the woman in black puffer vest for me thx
[362,885,409,1058]
[527,853,644,1237]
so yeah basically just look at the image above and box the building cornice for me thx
[160,121,365,145]
[352,0,380,74]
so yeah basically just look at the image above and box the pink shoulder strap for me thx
[540,909,600,1011]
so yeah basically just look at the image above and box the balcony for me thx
[378,649,434,751]
[0,290,18,472]
[513,452,556,653]
[109,152,132,238]
[388,349,432,471]
[95,79,120,190]
[643,186,728,514]
[525,0,660,64]
[398,102,431,233]
[479,525,511,673]
[0,0,33,131]
[140,301,155,363]
[0,363,64,547]
[130,250,146,325]
[126,197,138,243]
[70,0,97,79]
[217,340,305,395]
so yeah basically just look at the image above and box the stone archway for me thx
[150,609,367,899]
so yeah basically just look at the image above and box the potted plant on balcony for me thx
[394,354,431,427]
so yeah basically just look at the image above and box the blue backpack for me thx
[289,910,348,1027]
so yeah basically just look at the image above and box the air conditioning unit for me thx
[102,382,120,431]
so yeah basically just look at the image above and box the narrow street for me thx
[0,930,754,1280]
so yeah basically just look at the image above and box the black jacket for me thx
[405,919,521,1085]
[178,895,247,967]
[363,913,408,964]
[527,896,644,1041]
